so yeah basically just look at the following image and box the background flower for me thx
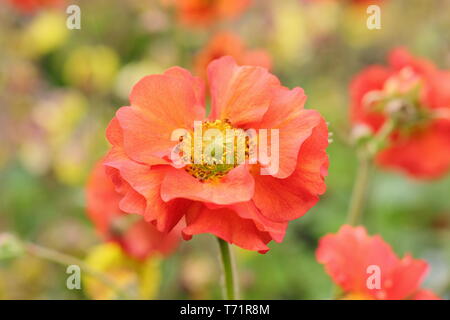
[86,160,180,261]
[350,48,450,179]
[194,31,272,80]
[166,0,252,27]
[316,225,441,300]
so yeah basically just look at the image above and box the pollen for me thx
[179,119,252,182]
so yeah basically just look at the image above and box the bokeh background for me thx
[0,0,449,299]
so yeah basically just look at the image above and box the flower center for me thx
[364,67,432,132]
[179,119,252,182]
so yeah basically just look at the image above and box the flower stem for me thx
[346,119,395,226]
[24,241,133,299]
[346,153,372,226]
[217,237,238,300]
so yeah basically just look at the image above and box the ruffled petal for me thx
[117,69,205,164]
[251,118,329,222]
[377,120,450,179]
[426,71,450,109]
[120,220,180,261]
[231,201,288,243]
[389,47,436,75]
[316,225,399,297]
[349,65,391,131]
[163,66,206,106]
[86,160,123,235]
[385,255,429,300]
[161,164,255,205]
[104,122,190,232]
[182,203,272,253]
[253,86,322,178]
[208,56,279,127]
[86,159,180,260]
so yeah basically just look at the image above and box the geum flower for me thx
[350,48,450,179]
[316,225,441,300]
[86,160,180,261]
[306,0,385,5]
[103,56,329,253]
[8,0,64,14]
[195,31,272,80]
[166,0,251,27]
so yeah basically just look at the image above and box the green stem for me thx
[24,241,133,299]
[346,153,372,226]
[346,119,395,226]
[217,237,238,300]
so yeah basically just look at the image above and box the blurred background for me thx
[0,0,449,299]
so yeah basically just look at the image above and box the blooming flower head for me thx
[103,56,329,253]
[350,48,450,179]
[195,31,272,80]
[316,225,441,300]
[86,160,180,261]
[166,0,252,27]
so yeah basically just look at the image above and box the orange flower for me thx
[350,48,450,179]
[306,0,384,5]
[8,0,64,13]
[103,56,329,253]
[168,0,252,27]
[86,160,180,261]
[316,225,441,300]
[195,32,272,80]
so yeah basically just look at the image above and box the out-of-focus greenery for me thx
[0,0,449,299]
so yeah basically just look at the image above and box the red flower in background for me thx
[103,56,329,253]
[195,31,272,80]
[167,0,252,27]
[316,225,441,300]
[305,0,384,5]
[8,0,64,14]
[86,160,180,261]
[350,48,450,179]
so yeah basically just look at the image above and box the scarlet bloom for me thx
[168,0,251,27]
[350,48,450,179]
[86,160,180,261]
[103,56,329,253]
[306,0,384,5]
[194,31,272,80]
[8,0,64,13]
[316,225,441,300]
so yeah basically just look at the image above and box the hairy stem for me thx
[346,153,372,226]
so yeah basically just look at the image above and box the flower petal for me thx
[104,129,190,232]
[253,86,322,178]
[208,56,279,126]
[251,118,329,222]
[117,69,205,164]
[385,255,429,300]
[231,201,288,243]
[161,164,255,205]
[316,225,399,298]
[120,220,180,261]
[377,120,450,179]
[350,65,391,131]
[182,203,272,253]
